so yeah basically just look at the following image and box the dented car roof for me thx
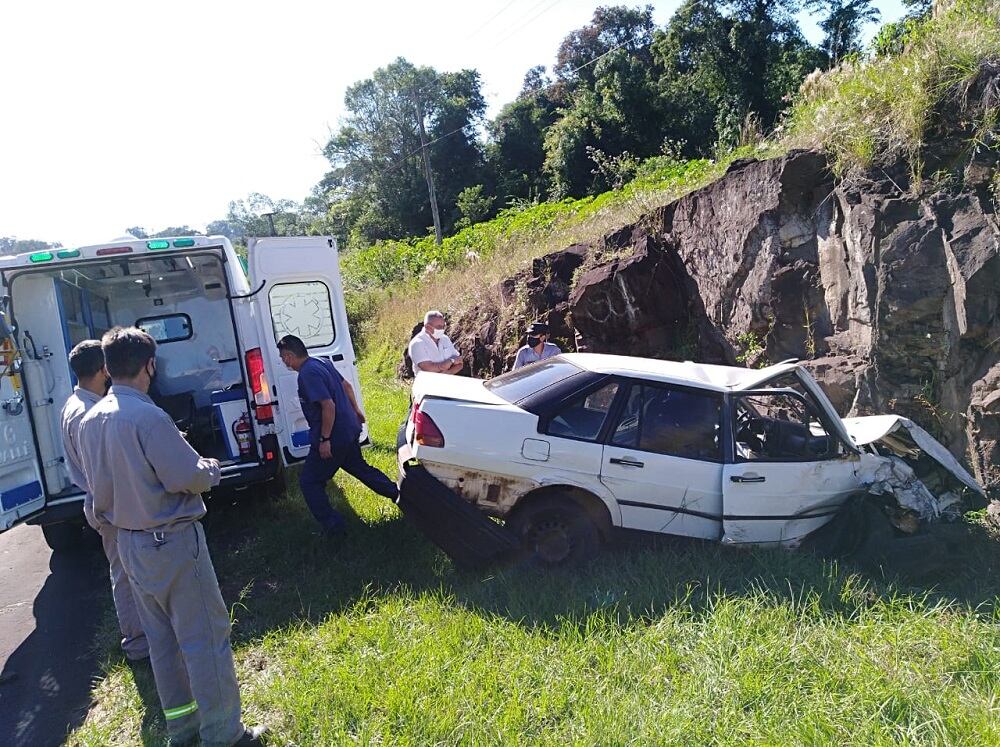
[560,353,802,392]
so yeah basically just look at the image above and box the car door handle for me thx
[610,457,644,468]
[731,474,766,483]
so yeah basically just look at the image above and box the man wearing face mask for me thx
[513,321,562,370]
[408,309,463,375]
[78,327,266,747]
[60,339,149,662]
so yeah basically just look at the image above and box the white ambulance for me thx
[0,235,363,551]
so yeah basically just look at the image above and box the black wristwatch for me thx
[320,435,331,443]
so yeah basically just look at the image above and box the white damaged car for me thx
[396,354,984,566]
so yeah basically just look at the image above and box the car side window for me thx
[733,391,839,462]
[611,383,723,462]
[545,382,620,442]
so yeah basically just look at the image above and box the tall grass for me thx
[786,0,1000,175]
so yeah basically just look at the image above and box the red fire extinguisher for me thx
[232,412,252,458]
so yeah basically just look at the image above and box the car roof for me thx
[558,353,801,392]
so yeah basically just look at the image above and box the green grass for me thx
[69,360,1000,745]
[787,0,1000,176]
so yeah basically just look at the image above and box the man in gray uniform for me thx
[78,327,265,747]
[512,321,562,370]
[60,339,148,661]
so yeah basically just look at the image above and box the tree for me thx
[149,225,204,238]
[554,5,656,90]
[653,0,823,153]
[488,67,559,202]
[455,185,496,229]
[322,58,487,246]
[541,6,670,197]
[218,193,310,245]
[125,226,149,239]
[806,0,881,65]
[0,237,61,256]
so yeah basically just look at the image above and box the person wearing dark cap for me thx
[513,321,562,370]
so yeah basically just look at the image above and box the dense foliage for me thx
[231,1,885,252]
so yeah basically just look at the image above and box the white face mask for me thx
[431,328,446,340]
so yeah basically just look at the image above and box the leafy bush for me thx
[340,155,717,294]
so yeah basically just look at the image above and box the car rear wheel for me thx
[507,495,600,566]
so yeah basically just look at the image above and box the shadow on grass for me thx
[199,475,1000,644]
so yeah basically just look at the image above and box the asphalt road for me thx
[0,524,107,747]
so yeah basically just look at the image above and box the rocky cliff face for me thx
[447,148,1000,494]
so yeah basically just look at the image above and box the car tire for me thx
[41,521,94,554]
[507,494,600,566]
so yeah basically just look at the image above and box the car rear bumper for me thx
[396,456,519,568]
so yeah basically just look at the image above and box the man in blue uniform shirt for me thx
[277,335,398,536]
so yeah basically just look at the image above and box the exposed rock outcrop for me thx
[447,148,1000,493]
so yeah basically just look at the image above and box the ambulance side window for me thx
[268,281,336,348]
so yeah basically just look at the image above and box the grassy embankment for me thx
[71,3,1000,744]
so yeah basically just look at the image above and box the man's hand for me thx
[205,458,221,470]
[319,441,333,460]
[355,409,366,425]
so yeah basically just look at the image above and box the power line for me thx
[465,0,522,43]
[492,0,566,49]
[404,0,553,113]
[375,37,636,178]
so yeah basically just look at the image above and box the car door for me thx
[247,236,365,463]
[600,380,724,540]
[722,386,861,547]
[537,379,622,487]
[0,314,46,532]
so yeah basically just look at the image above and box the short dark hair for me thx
[68,340,105,380]
[276,335,308,358]
[102,327,156,379]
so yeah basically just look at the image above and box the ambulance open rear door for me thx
[246,236,366,464]
[0,310,46,532]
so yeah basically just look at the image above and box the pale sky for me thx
[1,0,904,247]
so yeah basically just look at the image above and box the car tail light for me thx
[245,348,273,422]
[414,408,445,448]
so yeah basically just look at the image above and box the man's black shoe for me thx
[234,725,269,745]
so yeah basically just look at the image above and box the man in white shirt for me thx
[408,310,463,375]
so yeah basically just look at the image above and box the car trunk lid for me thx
[412,372,509,406]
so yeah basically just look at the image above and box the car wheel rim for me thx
[529,517,573,564]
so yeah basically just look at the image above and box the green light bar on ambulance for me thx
[57,249,81,259]
[29,252,54,263]
[147,240,170,250]
[173,238,195,247]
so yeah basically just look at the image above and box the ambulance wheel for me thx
[41,521,91,554]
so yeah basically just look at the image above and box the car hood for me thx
[843,415,984,496]
[412,372,510,406]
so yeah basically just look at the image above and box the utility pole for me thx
[414,97,443,245]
